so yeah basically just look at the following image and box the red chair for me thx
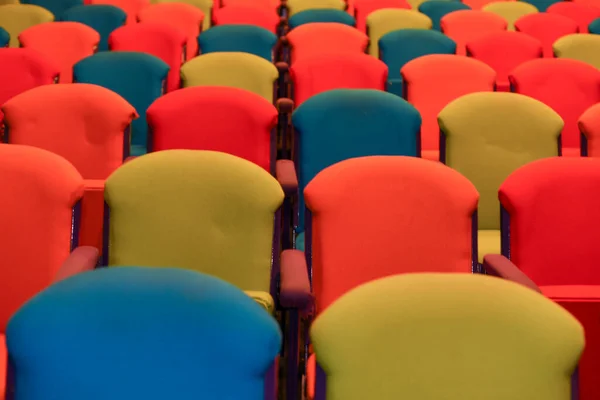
[290,52,387,106]
[221,0,279,11]
[213,5,282,34]
[108,23,187,92]
[401,54,496,161]
[547,1,600,33]
[441,10,507,55]
[89,0,149,24]
[467,31,542,91]
[18,22,99,83]
[483,156,600,400]
[0,144,100,397]
[509,58,600,157]
[579,103,600,157]
[353,0,410,32]
[514,12,579,58]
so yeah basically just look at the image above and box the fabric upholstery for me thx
[589,17,600,34]
[0,334,5,396]
[478,230,501,262]
[146,86,277,171]
[305,156,478,313]
[466,31,542,91]
[6,267,282,399]
[104,150,284,293]
[0,4,54,48]
[461,0,502,10]
[418,1,471,31]
[285,0,345,16]
[90,0,149,24]
[407,0,461,10]
[311,273,584,400]
[354,0,411,32]
[482,1,538,30]
[199,25,277,61]
[286,22,368,65]
[290,53,387,106]
[292,89,421,235]
[379,29,456,97]
[0,27,9,47]
[579,103,600,157]
[2,83,137,179]
[547,1,600,33]
[440,10,507,55]
[0,144,84,333]
[514,12,578,58]
[438,92,562,232]
[73,52,169,156]
[553,33,600,69]
[181,52,278,103]
[138,3,204,60]
[401,54,495,161]
[221,0,279,11]
[19,21,99,83]
[108,23,186,92]
[151,0,213,32]
[288,9,355,28]
[366,9,432,57]
[62,5,126,51]
[20,0,81,20]
[510,58,600,156]
[213,5,280,34]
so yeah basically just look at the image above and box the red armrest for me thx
[53,246,100,283]
[482,254,541,293]
[280,249,313,309]
[276,159,298,196]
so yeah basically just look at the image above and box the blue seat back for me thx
[418,1,471,30]
[292,89,422,234]
[380,29,456,96]
[21,0,83,20]
[589,17,600,34]
[7,267,282,400]
[288,9,355,29]
[73,52,169,155]
[62,5,127,51]
[0,27,9,47]
[198,25,278,61]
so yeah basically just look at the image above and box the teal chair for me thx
[0,27,8,47]
[291,89,422,251]
[198,25,278,61]
[288,9,355,29]
[6,267,282,399]
[418,1,471,31]
[62,5,127,51]
[20,0,83,19]
[380,29,456,97]
[590,18,600,34]
[73,52,169,156]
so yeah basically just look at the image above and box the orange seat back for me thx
[441,10,507,54]
[514,12,579,57]
[547,1,600,33]
[214,5,280,34]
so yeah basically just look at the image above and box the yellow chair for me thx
[366,9,432,57]
[0,0,19,5]
[554,33,600,69]
[286,0,346,17]
[482,1,538,30]
[311,273,583,400]
[181,52,279,103]
[0,4,53,47]
[151,0,213,32]
[438,92,562,262]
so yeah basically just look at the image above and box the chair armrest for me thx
[53,246,100,283]
[482,254,541,293]
[276,159,297,196]
[280,249,312,309]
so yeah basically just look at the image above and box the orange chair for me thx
[579,103,600,157]
[290,52,387,106]
[510,58,600,157]
[483,156,600,400]
[353,0,410,32]
[221,0,279,12]
[466,31,542,91]
[109,23,187,92]
[89,0,150,24]
[284,22,368,65]
[547,1,600,33]
[18,22,99,83]
[514,12,579,57]
[137,3,205,60]
[401,54,496,161]
[441,10,507,55]
[2,84,137,252]
[0,144,100,397]
[213,5,281,34]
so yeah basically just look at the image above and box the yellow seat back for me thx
[366,9,432,57]
[151,0,213,31]
[482,1,538,30]
[554,33,600,69]
[0,4,53,47]
[286,0,346,16]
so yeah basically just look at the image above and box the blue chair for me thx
[198,25,278,61]
[73,52,169,156]
[379,29,456,97]
[62,5,126,51]
[291,89,422,251]
[288,9,355,29]
[20,0,83,20]
[6,267,282,400]
[0,27,9,47]
[590,17,600,34]
[418,0,471,31]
